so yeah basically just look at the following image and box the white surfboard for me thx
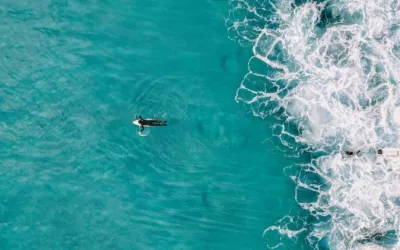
[379,148,400,156]
[133,119,156,127]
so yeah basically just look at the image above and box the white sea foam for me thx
[228,0,400,249]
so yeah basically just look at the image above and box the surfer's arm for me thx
[140,125,144,132]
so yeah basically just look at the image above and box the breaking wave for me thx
[227,0,400,249]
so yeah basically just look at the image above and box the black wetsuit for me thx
[137,116,167,132]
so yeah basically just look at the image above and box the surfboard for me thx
[133,119,156,127]
[379,148,400,156]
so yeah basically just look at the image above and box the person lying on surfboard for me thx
[136,115,167,132]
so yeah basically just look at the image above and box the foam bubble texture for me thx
[228,0,400,248]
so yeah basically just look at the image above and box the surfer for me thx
[344,150,361,156]
[136,115,167,132]
[345,149,388,155]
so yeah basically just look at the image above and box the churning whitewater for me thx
[227,0,400,249]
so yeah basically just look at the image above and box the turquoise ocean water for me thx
[0,1,311,249]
